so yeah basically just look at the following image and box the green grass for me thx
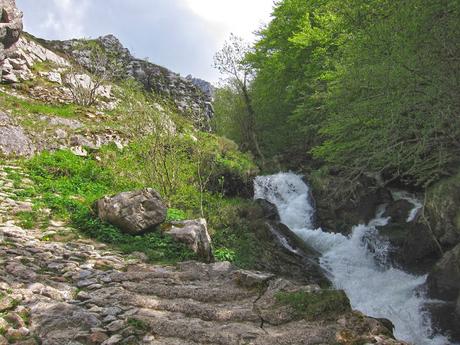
[23,149,196,263]
[276,290,350,320]
[16,211,37,229]
[0,91,81,118]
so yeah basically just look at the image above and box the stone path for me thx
[0,164,406,345]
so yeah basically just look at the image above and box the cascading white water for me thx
[254,172,451,345]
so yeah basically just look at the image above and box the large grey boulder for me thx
[0,112,34,156]
[166,219,214,262]
[0,0,22,72]
[96,189,167,235]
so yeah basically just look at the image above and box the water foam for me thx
[254,173,451,345]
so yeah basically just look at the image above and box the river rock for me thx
[167,219,214,262]
[255,198,280,221]
[377,222,440,273]
[383,199,414,223]
[427,243,460,300]
[96,189,167,234]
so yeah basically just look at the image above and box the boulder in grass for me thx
[166,219,214,263]
[95,189,167,235]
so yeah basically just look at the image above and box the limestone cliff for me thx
[41,34,214,130]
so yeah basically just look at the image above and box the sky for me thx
[16,0,275,83]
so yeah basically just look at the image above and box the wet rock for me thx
[96,189,166,234]
[166,219,213,262]
[428,243,460,300]
[314,174,392,234]
[383,199,414,223]
[377,222,440,273]
[255,199,280,221]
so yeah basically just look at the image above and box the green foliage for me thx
[214,247,236,262]
[212,86,248,146]
[210,200,264,268]
[166,208,187,222]
[16,211,37,229]
[72,208,196,263]
[23,150,195,263]
[230,0,460,186]
[276,289,350,320]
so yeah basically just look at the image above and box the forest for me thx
[213,0,460,188]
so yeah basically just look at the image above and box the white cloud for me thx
[36,0,89,39]
[185,0,274,43]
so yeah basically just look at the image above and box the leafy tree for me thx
[213,34,265,163]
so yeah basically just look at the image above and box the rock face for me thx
[241,199,326,285]
[167,219,214,263]
[43,34,214,130]
[0,0,22,69]
[427,243,460,300]
[96,189,167,234]
[0,112,34,156]
[2,36,69,83]
[186,74,215,99]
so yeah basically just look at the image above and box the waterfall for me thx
[254,172,451,345]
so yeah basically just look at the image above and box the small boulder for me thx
[96,189,166,235]
[166,219,214,262]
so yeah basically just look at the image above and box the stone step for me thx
[136,308,265,345]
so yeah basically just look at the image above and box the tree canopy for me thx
[213,0,460,187]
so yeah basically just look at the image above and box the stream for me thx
[254,172,451,345]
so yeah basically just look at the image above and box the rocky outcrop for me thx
[42,34,214,130]
[2,36,68,83]
[96,189,167,235]
[0,111,34,156]
[186,75,215,99]
[167,219,214,263]
[239,199,326,285]
[0,0,22,73]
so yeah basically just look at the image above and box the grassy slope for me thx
[1,62,262,266]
